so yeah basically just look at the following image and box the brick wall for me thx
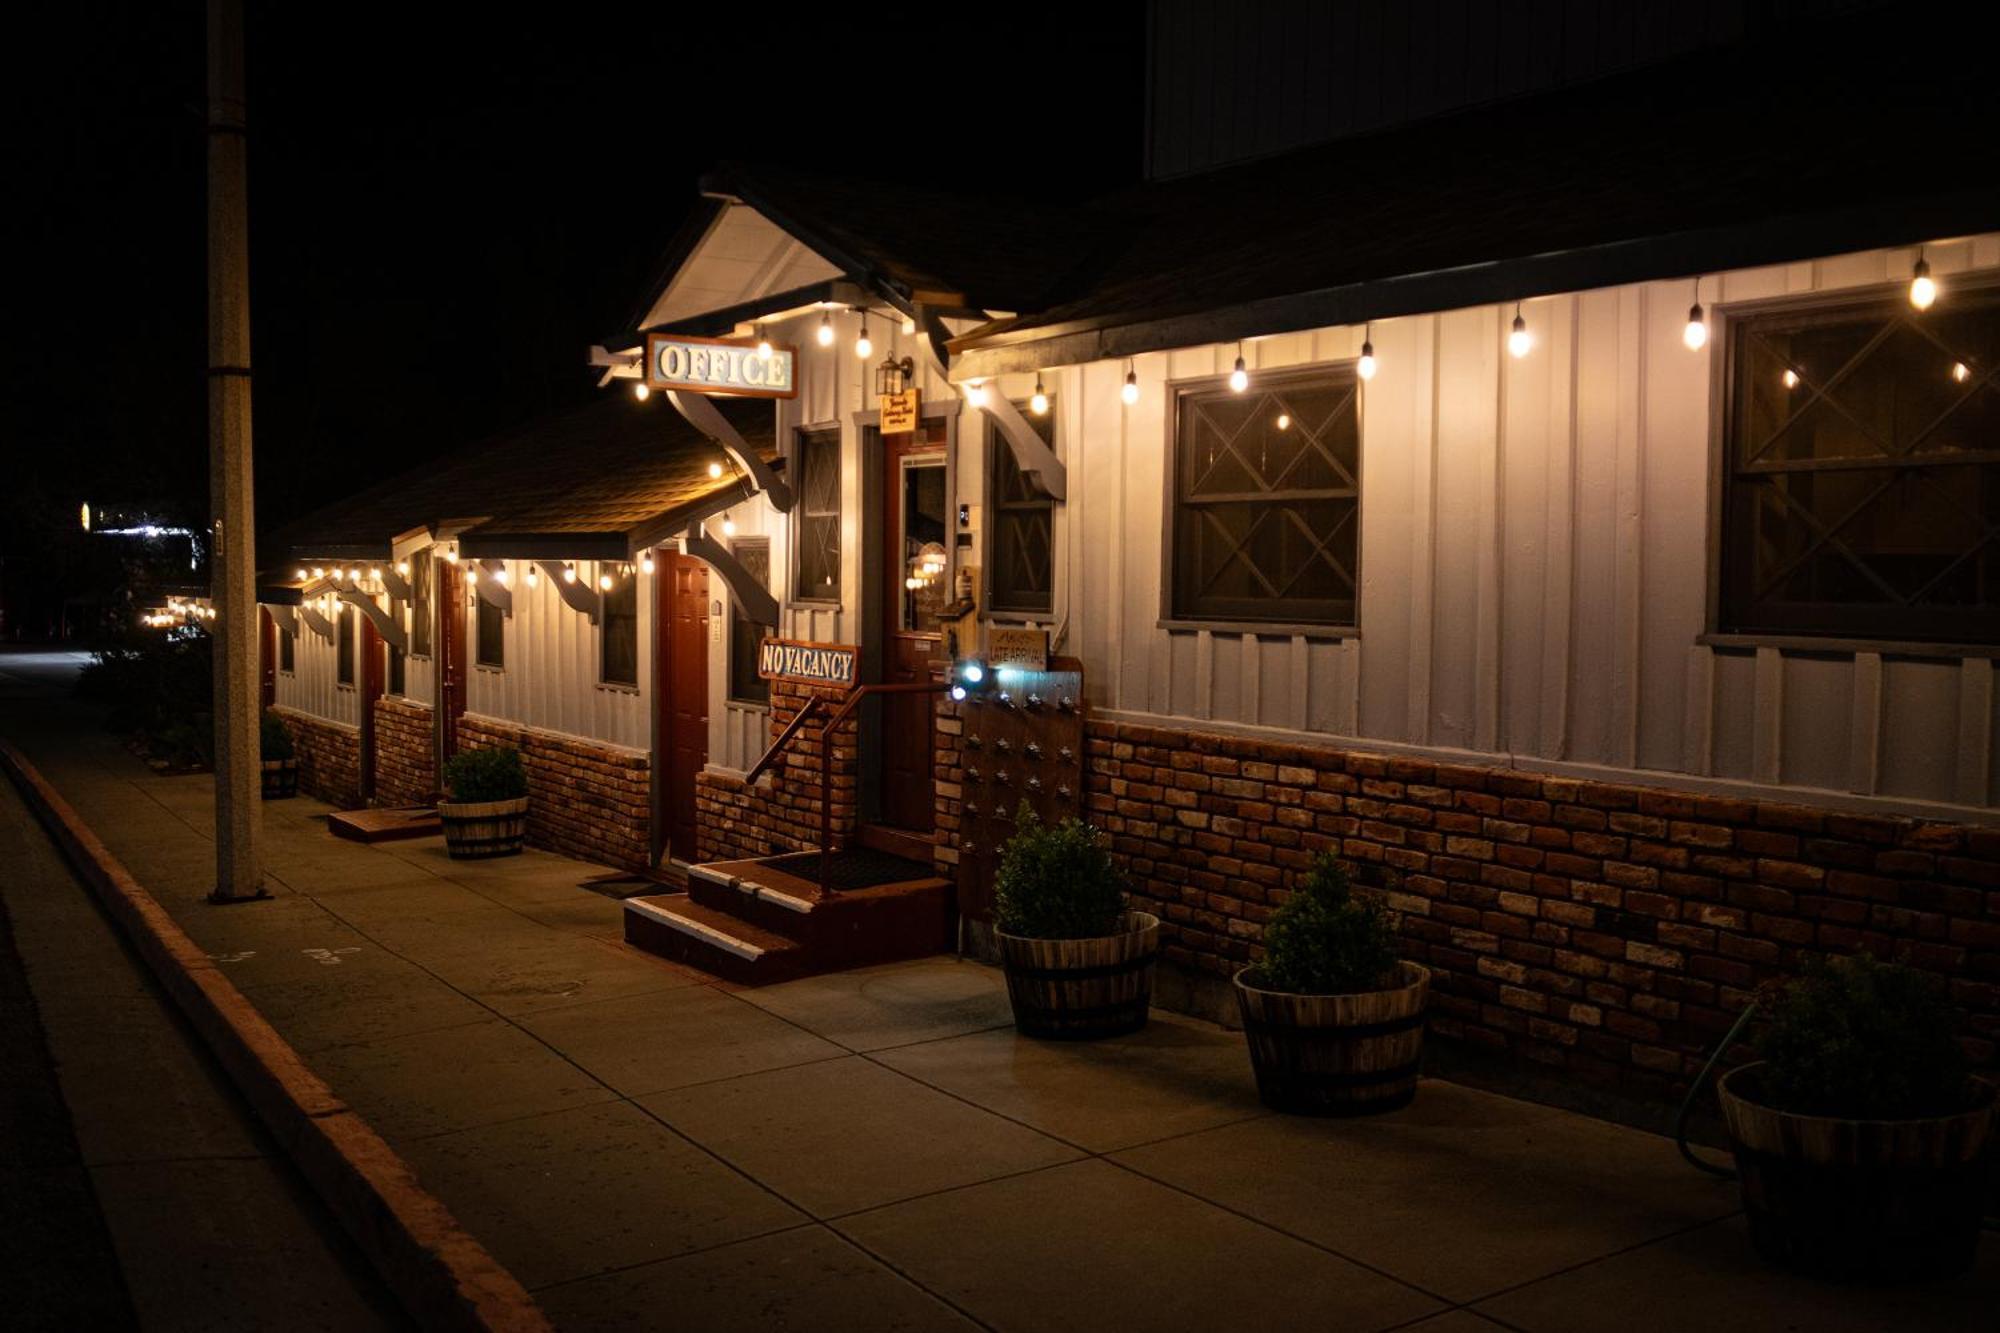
[694,678,859,863]
[270,706,361,808]
[456,715,649,870]
[1082,718,2000,1100]
[372,696,435,807]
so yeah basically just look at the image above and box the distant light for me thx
[1953,361,1971,383]
[1228,356,1249,393]
[632,382,650,401]
[1508,307,1532,359]
[1683,303,1707,350]
[1121,370,1139,405]
[1910,256,1937,311]
[80,502,91,532]
[1030,376,1049,415]
[708,461,724,479]
[817,311,834,346]
[1782,368,1800,389]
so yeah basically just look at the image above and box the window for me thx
[1170,366,1360,625]
[1720,285,2000,643]
[987,407,1055,616]
[387,639,405,695]
[728,538,772,705]
[792,427,841,602]
[600,568,638,686]
[476,590,505,668]
[336,604,356,685]
[279,624,295,673]
[409,552,432,657]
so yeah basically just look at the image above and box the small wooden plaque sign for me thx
[881,388,921,433]
[987,625,1049,672]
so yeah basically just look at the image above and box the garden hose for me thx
[1674,999,1760,1181]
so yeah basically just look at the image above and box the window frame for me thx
[475,589,506,669]
[984,402,1057,620]
[727,536,773,707]
[1710,274,2000,647]
[408,550,432,658]
[336,603,357,686]
[599,566,639,688]
[789,424,843,606]
[1160,361,1366,634]
[278,623,295,674]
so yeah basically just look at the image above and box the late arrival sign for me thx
[645,333,798,399]
[757,638,858,687]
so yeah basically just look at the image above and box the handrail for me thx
[745,695,825,786]
[817,680,949,890]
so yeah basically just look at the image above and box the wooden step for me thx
[327,806,442,843]
[852,823,936,863]
[622,893,807,986]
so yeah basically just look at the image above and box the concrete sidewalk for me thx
[2,651,1994,1331]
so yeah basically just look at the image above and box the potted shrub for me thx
[993,805,1159,1040]
[259,713,298,799]
[1234,853,1428,1116]
[438,746,530,859]
[1717,953,1994,1282]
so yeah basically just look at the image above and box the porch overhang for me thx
[458,531,632,562]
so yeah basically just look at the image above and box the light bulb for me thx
[856,323,872,359]
[598,573,612,591]
[632,381,650,401]
[525,565,539,587]
[395,560,409,576]
[817,311,834,346]
[561,564,576,584]
[1910,257,1937,311]
[1229,357,1248,393]
[1357,340,1377,381]
[1782,368,1800,389]
[950,684,968,702]
[1275,413,1291,431]
[755,327,772,359]
[1683,303,1707,350]
[966,380,988,407]
[708,461,724,479]
[721,516,737,537]
[368,566,381,581]
[348,568,360,582]
[494,567,509,585]
[1508,311,1532,359]
[295,567,307,581]
[312,566,324,579]
[1121,370,1139,405]
[1030,378,1048,414]
[640,552,655,574]
[464,567,478,586]
[444,549,458,564]
[1953,361,1971,383]
[901,316,916,334]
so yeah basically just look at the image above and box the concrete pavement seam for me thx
[0,739,552,1333]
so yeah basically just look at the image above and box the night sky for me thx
[4,5,1141,621]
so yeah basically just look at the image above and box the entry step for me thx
[327,806,442,843]
[622,893,806,985]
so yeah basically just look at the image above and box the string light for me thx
[347,568,360,582]
[525,564,540,587]
[1953,361,1971,383]
[1229,345,1249,393]
[1357,324,1378,381]
[855,317,873,360]
[1782,368,1800,389]
[395,560,410,576]
[817,310,834,346]
[597,572,613,592]
[1030,375,1049,415]
[721,515,738,537]
[1684,279,1707,350]
[561,563,576,584]
[1121,365,1139,405]
[464,566,478,586]
[1508,304,1532,359]
[708,460,724,479]
[444,549,458,564]
[640,551,655,575]
[755,326,772,359]
[1910,253,1937,310]
[295,567,307,580]
[901,316,916,334]
[632,381,650,401]
[493,566,509,585]
[966,380,989,407]
[368,566,381,581]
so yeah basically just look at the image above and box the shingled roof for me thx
[266,393,776,567]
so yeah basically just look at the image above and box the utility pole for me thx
[206,0,265,903]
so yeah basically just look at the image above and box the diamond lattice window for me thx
[988,405,1054,616]
[1171,367,1360,625]
[1721,285,2000,642]
[792,428,841,603]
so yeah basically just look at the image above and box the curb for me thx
[0,740,551,1333]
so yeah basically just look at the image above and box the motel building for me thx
[259,8,2000,1098]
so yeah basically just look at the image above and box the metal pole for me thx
[206,0,265,903]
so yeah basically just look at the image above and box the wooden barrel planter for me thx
[1233,962,1429,1116]
[439,797,529,859]
[1717,1064,1995,1282]
[997,911,1160,1040]
[260,758,298,800]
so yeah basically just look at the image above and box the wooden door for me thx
[359,616,383,801]
[437,556,467,768]
[258,607,276,709]
[878,422,947,832]
[656,554,710,862]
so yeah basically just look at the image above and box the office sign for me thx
[757,638,858,687]
[645,333,798,399]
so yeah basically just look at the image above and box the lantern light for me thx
[1358,323,1378,381]
[1910,254,1937,310]
[632,381,650,401]
[1121,367,1139,405]
[640,551,655,575]
[1508,305,1532,359]
[1030,376,1049,415]
[817,310,834,346]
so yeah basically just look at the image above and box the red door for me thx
[359,616,383,802]
[878,422,946,832]
[437,556,467,769]
[258,607,276,709]
[655,554,709,862]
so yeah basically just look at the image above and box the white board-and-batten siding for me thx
[1053,234,2000,821]
[463,560,650,753]
[272,603,361,728]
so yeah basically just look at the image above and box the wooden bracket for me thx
[976,389,1066,502]
[681,524,779,627]
[337,589,408,653]
[380,568,412,601]
[474,560,513,615]
[297,601,335,642]
[535,561,600,624]
[268,604,299,638]
[665,389,795,512]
